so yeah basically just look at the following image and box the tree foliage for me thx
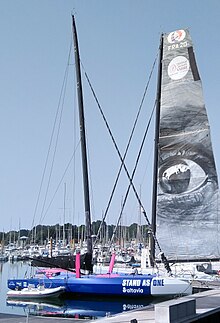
[0,221,151,246]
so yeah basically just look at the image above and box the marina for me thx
[5,21,220,301]
[0,2,220,322]
[89,289,220,322]
[5,22,201,303]
[3,289,220,322]
[0,261,161,320]
[3,258,220,322]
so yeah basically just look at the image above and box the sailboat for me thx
[151,29,220,264]
[7,20,195,297]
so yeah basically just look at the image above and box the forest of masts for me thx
[0,220,151,247]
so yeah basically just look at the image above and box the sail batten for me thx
[155,29,220,261]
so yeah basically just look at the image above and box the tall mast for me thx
[150,34,164,265]
[72,15,92,256]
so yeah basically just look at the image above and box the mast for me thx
[150,34,164,265]
[72,15,92,256]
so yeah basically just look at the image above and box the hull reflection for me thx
[7,295,166,319]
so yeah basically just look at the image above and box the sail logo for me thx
[167,30,186,43]
[168,41,188,51]
[168,56,189,80]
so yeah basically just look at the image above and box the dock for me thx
[0,313,89,322]
[2,289,220,322]
[95,289,220,322]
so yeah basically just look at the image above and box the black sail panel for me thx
[156,29,220,260]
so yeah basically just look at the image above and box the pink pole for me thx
[75,252,81,278]
[108,252,116,274]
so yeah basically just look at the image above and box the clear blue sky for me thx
[0,0,220,232]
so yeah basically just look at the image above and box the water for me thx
[0,261,32,316]
[1,261,161,319]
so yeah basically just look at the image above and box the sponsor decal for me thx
[123,304,144,311]
[153,279,164,286]
[122,279,151,287]
[168,56,189,80]
[122,279,141,287]
[122,287,144,294]
[168,41,187,51]
[167,30,186,43]
[121,279,151,294]
[142,279,151,286]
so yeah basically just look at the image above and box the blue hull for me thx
[8,272,192,297]
[8,274,154,297]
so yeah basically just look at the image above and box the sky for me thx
[0,0,220,232]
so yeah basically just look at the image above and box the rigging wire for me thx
[31,41,73,231]
[38,62,70,226]
[83,53,159,247]
[83,55,163,256]
[40,140,81,223]
[109,104,155,246]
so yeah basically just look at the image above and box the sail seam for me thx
[159,128,209,139]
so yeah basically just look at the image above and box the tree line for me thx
[0,220,151,246]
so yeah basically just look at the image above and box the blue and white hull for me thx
[8,274,192,297]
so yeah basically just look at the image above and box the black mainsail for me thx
[154,29,220,261]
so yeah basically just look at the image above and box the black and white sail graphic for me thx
[156,29,220,260]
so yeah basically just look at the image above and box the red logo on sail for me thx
[167,30,186,43]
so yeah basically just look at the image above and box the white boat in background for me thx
[7,285,65,299]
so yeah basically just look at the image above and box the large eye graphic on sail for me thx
[159,158,207,195]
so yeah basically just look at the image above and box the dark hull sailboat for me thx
[152,29,220,262]
[30,253,93,272]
